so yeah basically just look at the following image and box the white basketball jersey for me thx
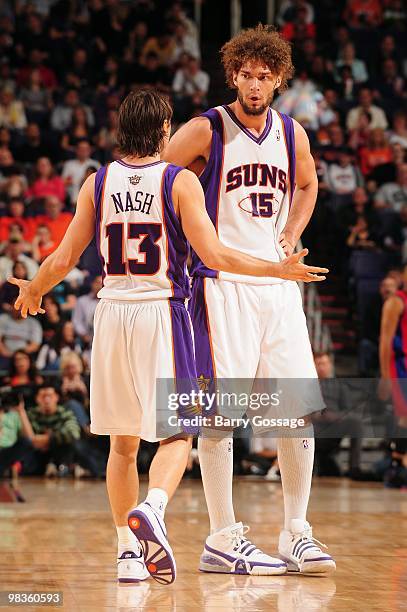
[94,159,190,301]
[190,105,296,285]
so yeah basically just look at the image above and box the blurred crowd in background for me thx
[0,0,406,488]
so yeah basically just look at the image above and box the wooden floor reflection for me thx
[0,477,406,611]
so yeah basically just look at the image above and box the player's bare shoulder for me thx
[164,115,213,170]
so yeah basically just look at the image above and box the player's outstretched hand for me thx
[7,277,45,319]
[278,249,329,282]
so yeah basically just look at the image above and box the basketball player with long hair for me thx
[165,25,336,575]
[9,89,327,585]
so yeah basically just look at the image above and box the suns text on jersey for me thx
[111,190,154,215]
[225,163,287,195]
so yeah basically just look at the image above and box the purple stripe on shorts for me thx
[162,164,190,299]
[279,113,296,207]
[188,277,216,393]
[94,165,108,282]
[169,301,200,434]
[190,108,224,278]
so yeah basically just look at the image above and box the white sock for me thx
[198,433,235,534]
[145,488,168,518]
[116,525,140,556]
[277,428,315,531]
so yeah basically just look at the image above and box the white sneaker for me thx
[199,522,287,575]
[128,502,176,585]
[117,543,150,584]
[278,519,336,575]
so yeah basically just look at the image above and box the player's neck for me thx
[121,154,161,166]
[229,100,269,135]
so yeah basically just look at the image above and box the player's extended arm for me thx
[163,116,212,171]
[8,174,96,318]
[174,170,328,281]
[379,296,404,379]
[279,120,318,256]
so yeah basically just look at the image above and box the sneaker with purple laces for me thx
[199,522,287,575]
[128,502,176,585]
[278,519,336,575]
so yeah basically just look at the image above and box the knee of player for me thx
[110,435,140,457]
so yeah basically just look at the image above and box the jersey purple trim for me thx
[222,105,273,145]
[190,108,224,278]
[94,165,108,282]
[162,164,191,299]
[116,159,165,169]
[279,113,296,206]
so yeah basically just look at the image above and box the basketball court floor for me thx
[0,477,406,611]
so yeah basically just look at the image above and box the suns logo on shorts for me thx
[129,174,142,185]
[197,374,210,392]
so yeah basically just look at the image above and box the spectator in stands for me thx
[140,30,176,67]
[388,111,407,150]
[173,55,210,117]
[72,275,101,350]
[37,320,82,373]
[346,215,377,250]
[0,149,27,199]
[13,123,49,165]
[0,198,36,243]
[60,351,88,405]
[374,59,405,110]
[5,349,43,388]
[0,237,38,283]
[36,196,73,245]
[326,147,363,206]
[277,0,315,27]
[31,224,56,263]
[62,140,100,206]
[20,68,52,126]
[0,88,27,130]
[38,294,63,345]
[25,157,66,203]
[313,351,365,479]
[346,87,388,131]
[171,20,200,63]
[16,48,57,90]
[343,0,382,29]
[359,129,393,177]
[374,163,407,213]
[348,110,372,151]
[335,42,368,84]
[371,142,406,186]
[359,276,398,375]
[0,299,42,369]
[25,383,81,476]
[0,262,28,313]
[50,89,93,133]
[0,392,35,478]
[136,51,172,91]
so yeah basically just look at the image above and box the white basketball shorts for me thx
[90,298,198,442]
[189,278,323,424]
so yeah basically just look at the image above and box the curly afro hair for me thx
[221,24,294,92]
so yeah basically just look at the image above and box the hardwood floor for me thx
[0,477,406,611]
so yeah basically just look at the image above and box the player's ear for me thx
[232,71,238,88]
[275,75,282,89]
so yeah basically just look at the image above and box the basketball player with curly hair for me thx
[165,25,336,575]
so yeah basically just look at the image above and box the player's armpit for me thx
[163,116,212,169]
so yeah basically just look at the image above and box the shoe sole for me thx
[128,509,176,585]
[281,555,336,575]
[199,555,287,576]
